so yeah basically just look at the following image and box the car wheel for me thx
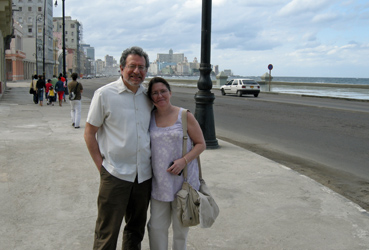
[237,91,242,97]
[254,93,259,97]
[221,89,226,95]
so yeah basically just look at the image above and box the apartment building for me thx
[11,0,54,79]
[53,16,82,76]
[0,0,12,95]
[157,48,184,64]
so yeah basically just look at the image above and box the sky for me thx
[53,0,369,78]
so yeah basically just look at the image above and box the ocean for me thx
[242,76,369,86]
[165,75,369,100]
[244,76,369,100]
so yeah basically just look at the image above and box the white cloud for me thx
[312,13,340,23]
[278,0,333,16]
[52,0,369,77]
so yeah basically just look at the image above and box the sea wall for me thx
[148,78,369,90]
[258,81,369,89]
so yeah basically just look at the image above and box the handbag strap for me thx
[181,109,202,180]
[73,82,79,93]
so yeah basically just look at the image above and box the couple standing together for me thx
[84,46,206,250]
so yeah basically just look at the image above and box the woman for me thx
[30,75,38,104]
[147,77,206,250]
[36,75,45,106]
[55,76,65,107]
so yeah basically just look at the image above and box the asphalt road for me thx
[82,77,369,209]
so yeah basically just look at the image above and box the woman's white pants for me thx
[70,100,81,127]
[148,198,189,250]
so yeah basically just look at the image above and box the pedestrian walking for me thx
[36,75,46,106]
[55,76,64,107]
[47,86,55,106]
[59,73,67,102]
[45,79,52,100]
[68,73,83,128]
[51,75,58,89]
[30,75,38,104]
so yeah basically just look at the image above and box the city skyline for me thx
[54,0,369,78]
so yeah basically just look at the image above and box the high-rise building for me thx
[103,55,119,76]
[86,47,94,61]
[12,0,54,78]
[95,59,104,75]
[53,16,81,50]
[81,44,95,76]
[53,16,82,75]
[157,49,184,64]
[104,55,115,67]
[1,0,13,90]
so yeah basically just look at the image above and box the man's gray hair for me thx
[120,46,150,69]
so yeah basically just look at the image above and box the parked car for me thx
[220,79,260,97]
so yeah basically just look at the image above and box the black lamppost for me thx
[54,0,66,78]
[194,0,218,149]
[42,0,46,78]
[35,25,38,75]
[35,14,43,76]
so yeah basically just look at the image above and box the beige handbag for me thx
[176,109,220,228]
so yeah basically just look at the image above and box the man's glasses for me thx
[125,65,147,71]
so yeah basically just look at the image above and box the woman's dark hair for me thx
[147,77,171,101]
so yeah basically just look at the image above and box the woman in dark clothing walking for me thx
[36,75,46,106]
[55,76,65,107]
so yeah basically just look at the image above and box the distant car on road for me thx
[220,79,260,97]
[82,75,92,79]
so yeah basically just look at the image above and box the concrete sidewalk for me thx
[1,81,369,250]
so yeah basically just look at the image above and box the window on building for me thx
[38,7,42,12]
[18,17,23,23]
[18,0,23,2]
[66,38,68,42]
[28,27,33,33]
[71,32,74,36]
[28,16,33,23]
[71,39,74,43]
[71,24,75,28]
[28,7,32,11]
[19,6,22,11]
[65,31,68,34]
[28,0,32,2]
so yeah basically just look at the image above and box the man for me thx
[67,72,83,128]
[51,75,58,89]
[55,76,65,107]
[84,46,152,250]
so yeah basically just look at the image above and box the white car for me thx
[220,79,260,97]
